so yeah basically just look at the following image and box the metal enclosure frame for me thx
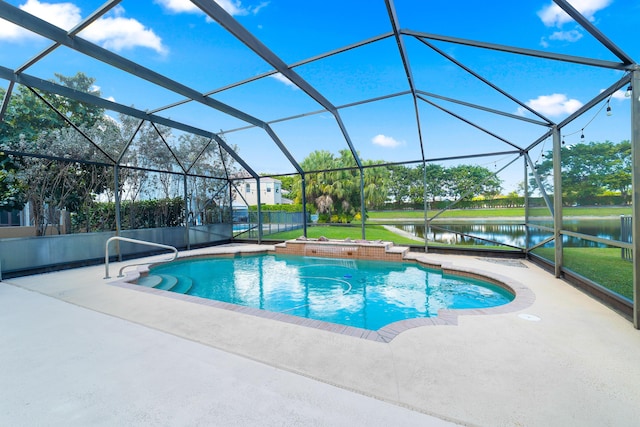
[0,0,638,327]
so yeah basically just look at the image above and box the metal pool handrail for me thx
[104,236,178,279]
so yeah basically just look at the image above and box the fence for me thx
[237,210,307,238]
[0,223,232,278]
[621,215,632,261]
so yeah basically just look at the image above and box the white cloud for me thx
[0,1,167,54]
[538,0,611,27]
[21,0,80,29]
[251,2,270,15]
[549,29,583,42]
[519,93,583,117]
[0,0,81,40]
[270,73,297,89]
[610,89,629,101]
[155,0,257,16]
[81,16,167,55]
[0,21,23,40]
[598,87,630,101]
[155,0,200,13]
[372,134,403,148]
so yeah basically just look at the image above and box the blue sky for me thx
[1,0,639,192]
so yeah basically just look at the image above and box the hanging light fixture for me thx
[625,84,632,98]
[606,100,612,116]
[580,129,585,141]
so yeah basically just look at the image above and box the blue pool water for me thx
[144,254,514,331]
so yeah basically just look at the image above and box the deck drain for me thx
[518,313,541,322]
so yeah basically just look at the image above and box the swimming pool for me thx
[139,253,514,331]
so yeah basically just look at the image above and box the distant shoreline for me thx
[369,215,623,223]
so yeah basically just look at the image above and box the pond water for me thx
[396,218,624,248]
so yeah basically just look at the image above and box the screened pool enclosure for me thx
[0,0,639,327]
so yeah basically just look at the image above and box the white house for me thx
[235,177,282,206]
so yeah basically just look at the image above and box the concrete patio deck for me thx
[2,243,639,426]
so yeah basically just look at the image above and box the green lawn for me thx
[367,206,631,220]
[264,225,520,251]
[269,228,632,298]
[264,225,420,245]
[264,220,632,300]
[532,247,633,300]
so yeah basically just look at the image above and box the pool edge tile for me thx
[108,246,536,343]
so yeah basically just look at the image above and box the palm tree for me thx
[294,149,371,222]
[363,161,389,210]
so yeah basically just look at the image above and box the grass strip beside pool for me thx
[264,225,520,251]
[264,225,419,245]
[534,247,632,300]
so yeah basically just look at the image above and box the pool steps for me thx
[135,239,408,294]
[138,274,193,294]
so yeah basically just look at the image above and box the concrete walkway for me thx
[3,244,640,426]
[0,283,458,427]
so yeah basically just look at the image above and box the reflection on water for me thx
[150,254,513,330]
[396,218,622,248]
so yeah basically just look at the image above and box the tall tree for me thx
[387,164,447,206]
[1,73,107,234]
[386,165,413,206]
[363,161,389,210]
[15,122,116,235]
[0,72,102,145]
[178,133,235,225]
[535,140,631,204]
[422,163,447,204]
[0,149,25,212]
[446,164,502,201]
[294,150,387,221]
[296,150,336,215]
[602,141,631,201]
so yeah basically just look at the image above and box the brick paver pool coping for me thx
[110,241,535,342]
